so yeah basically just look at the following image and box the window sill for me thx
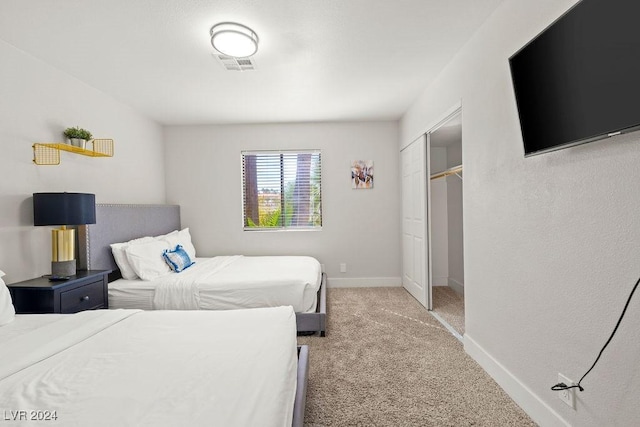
[243,227,322,232]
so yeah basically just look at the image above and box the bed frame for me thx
[293,345,309,427]
[77,203,326,336]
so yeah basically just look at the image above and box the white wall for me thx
[0,40,166,284]
[429,147,449,286]
[446,173,464,290]
[164,122,401,286]
[401,0,640,425]
[445,136,464,290]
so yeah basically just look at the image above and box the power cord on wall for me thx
[551,275,640,393]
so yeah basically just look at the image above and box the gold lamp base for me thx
[51,227,76,276]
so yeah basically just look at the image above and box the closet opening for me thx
[427,109,464,339]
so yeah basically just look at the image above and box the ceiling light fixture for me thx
[210,22,259,58]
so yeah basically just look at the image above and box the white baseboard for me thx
[448,278,464,296]
[432,276,449,287]
[328,277,402,288]
[464,334,569,427]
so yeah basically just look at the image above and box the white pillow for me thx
[159,228,196,259]
[0,270,16,326]
[124,239,172,281]
[111,236,156,280]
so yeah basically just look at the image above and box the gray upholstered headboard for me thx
[78,204,181,275]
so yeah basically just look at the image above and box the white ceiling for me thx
[0,0,503,126]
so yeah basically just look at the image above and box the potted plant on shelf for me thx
[63,126,93,149]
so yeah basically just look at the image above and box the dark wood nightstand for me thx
[7,270,110,314]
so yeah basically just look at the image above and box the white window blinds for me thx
[242,150,322,230]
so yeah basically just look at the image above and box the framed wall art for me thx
[351,160,373,189]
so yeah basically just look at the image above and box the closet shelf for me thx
[430,164,462,180]
[33,139,114,165]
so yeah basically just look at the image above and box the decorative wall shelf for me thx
[33,139,114,165]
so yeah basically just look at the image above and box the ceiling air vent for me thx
[214,54,256,71]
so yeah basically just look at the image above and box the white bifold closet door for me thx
[401,135,430,308]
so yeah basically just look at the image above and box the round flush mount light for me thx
[210,22,259,58]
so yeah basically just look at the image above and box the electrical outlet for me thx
[339,263,347,273]
[558,373,576,409]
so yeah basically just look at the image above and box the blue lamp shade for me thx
[33,193,96,226]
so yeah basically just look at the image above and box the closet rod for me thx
[430,165,462,180]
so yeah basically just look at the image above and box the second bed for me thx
[79,204,327,336]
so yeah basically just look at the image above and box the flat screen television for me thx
[509,0,640,156]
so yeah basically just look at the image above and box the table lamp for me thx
[33,192,96,276]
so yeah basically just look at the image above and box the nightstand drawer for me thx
[60,280,105,313]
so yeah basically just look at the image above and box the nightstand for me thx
[7,270,110,314]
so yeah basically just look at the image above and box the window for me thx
[242,150,322,230]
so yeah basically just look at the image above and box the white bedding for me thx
[0,307,298,426]
[109,255,322,313]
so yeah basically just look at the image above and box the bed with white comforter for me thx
[77,204,327,335]
[109,255,322,312]
[0,306,300,426]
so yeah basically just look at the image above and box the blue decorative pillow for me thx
[162,245,195,273]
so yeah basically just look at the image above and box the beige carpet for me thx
[432,286,465,336]
[298,287,535,426]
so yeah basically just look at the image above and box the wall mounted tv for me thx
[509,0,640,157]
